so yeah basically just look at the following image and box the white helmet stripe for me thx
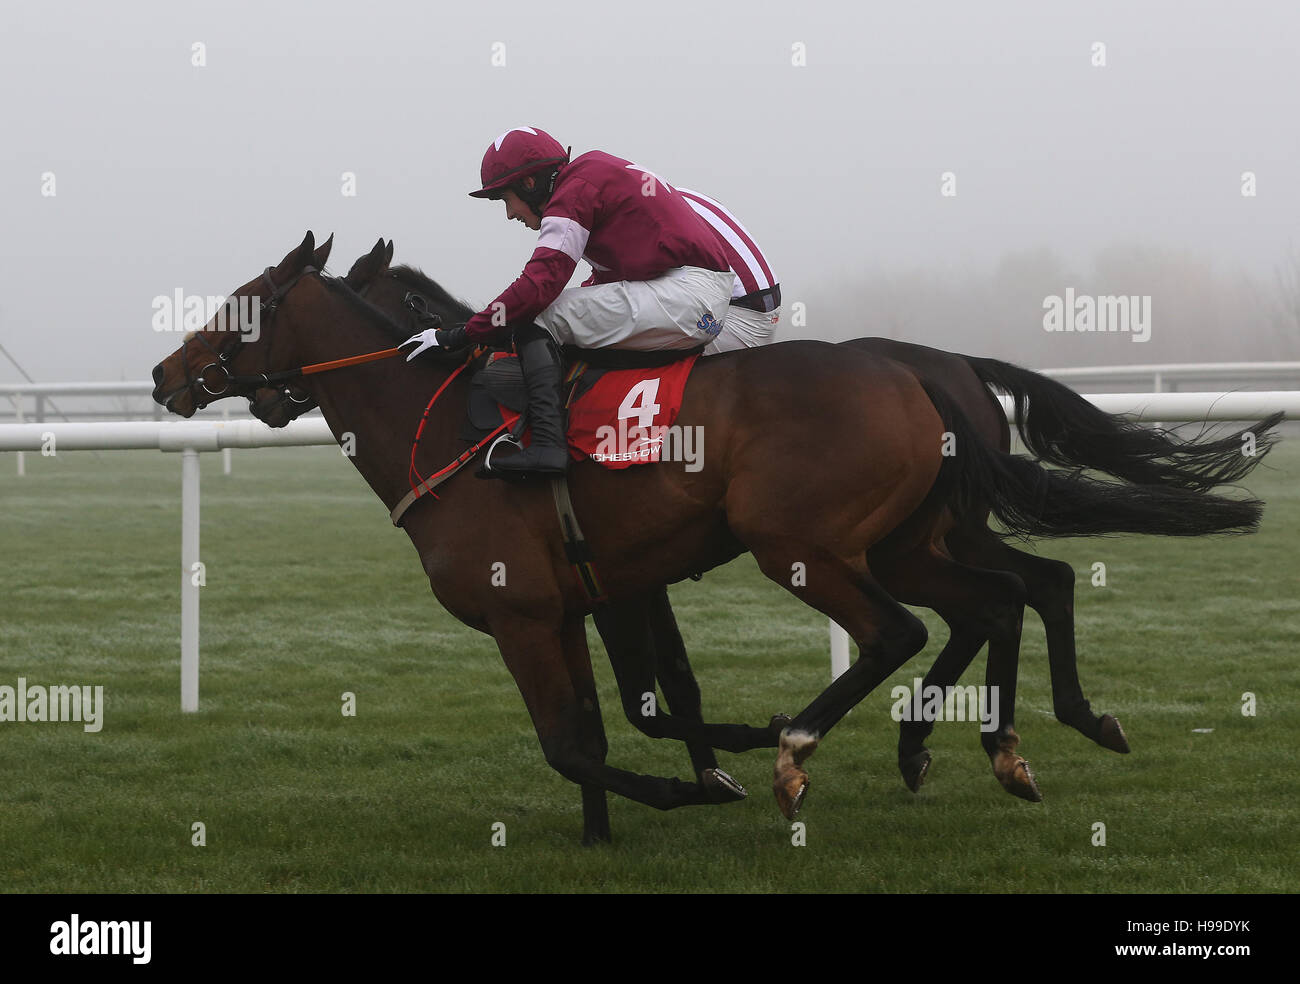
[494,126,538,152]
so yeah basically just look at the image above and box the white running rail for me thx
[2,389,1296,702]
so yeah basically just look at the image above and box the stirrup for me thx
[476,432,525,481]
[477,433,567,481]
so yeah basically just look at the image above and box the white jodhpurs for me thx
[703,303,781,355]
[535,266,736,351]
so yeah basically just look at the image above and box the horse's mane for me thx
[315,264,478,362]
[318,274,409,344]
[388,265,477,325]
[321,270,474,358]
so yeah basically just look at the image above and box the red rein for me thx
[292,344,492,505]
[406,349,506,501]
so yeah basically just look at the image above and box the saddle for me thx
[460,339,703,450]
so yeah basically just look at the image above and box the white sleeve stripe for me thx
[537,215,590,263]
[684,198,772,293]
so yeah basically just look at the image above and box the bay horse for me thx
[267,239,1278,800]
[154,233,1267,843]
[251,240,1041,798]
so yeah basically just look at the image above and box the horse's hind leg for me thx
[949,525,1130,754]
[979,582,1040,802]
[748,544,930,819]
[877,543,1040,802]
[892,611,987,792]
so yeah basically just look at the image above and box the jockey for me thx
[399,126,734,479]
[676,188,781,355]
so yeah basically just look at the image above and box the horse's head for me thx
[243,237,392,427]
[245,238,479,428]
[151,231,333,417]
[345,235,395,288]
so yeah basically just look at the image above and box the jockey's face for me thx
[501,177,542,231]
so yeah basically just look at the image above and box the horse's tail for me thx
[921,380,1265,539]
[963,355,1282,490]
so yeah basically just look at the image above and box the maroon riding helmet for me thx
[469,126,571,204]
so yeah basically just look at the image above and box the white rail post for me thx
[14,396,23,476]
[221,404,232,475]
[180,448,201,712]
[830,622,850,680]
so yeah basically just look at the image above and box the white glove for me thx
[399,328,441,362]
[399,325,471,361]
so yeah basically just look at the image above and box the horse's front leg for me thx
[593,591,780,769]
[558,614,611,845]
[490,612,740,845]
[648,586,783,764]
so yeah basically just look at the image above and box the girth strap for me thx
[550,475,606,605]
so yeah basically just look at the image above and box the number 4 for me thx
[618,378,661,429]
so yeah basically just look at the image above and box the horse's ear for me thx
[344,237,390,287]
[288,230,315,272]
[272,231,315,276]
[384,240,394,265]
[312,233,335,269]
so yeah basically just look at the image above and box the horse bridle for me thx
[163,264,318,410]
[247,276,442,422]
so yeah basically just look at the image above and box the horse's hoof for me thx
[773,729,817,818]
[900,749,932,793]
[1097,714,1131,754]
[774,769,809,820]
[1001,758,1043,803]
[769,713,793,735]
[703,767,747,802]
[581,829,612,847]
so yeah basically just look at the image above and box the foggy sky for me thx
[2,0,1297,382]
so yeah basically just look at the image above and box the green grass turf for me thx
[0,438,1296,893]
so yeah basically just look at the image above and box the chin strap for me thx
[518,149,569,216]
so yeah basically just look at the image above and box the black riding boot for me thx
[492,324,569,479]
